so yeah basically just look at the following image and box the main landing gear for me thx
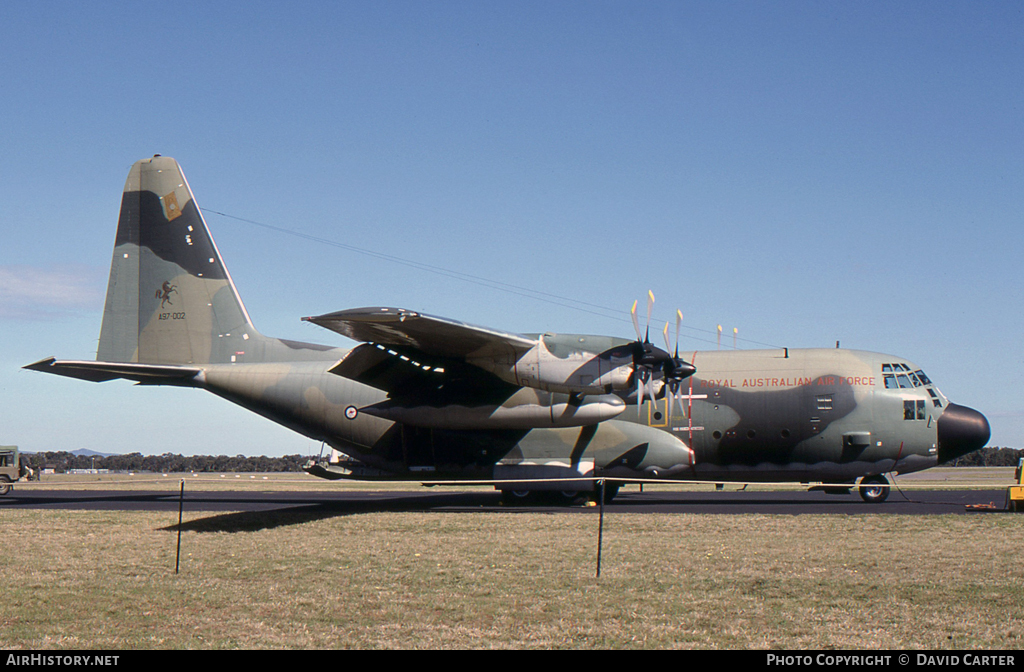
[858,474,891,503]
[499,483,619,506]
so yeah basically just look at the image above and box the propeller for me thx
[628,292,696,416]
[629,292,659,412]
[662,309,697,424]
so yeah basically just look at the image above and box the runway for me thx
[0,487,1010,516]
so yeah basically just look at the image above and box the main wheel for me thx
[557,490,583,505]
[858,475,890,503]
[501,489,533,505]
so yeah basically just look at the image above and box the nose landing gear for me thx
[858,474,891,503]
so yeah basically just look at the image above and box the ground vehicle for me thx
[1009,458,1024,512]
[0,446,34,495]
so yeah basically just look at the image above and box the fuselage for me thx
[194,336,990,485]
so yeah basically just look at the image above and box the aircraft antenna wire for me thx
[203,208,785,350]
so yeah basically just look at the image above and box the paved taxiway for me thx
[0,488,1010,515]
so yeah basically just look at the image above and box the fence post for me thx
[596,479,605,578]
[175,479,184,574]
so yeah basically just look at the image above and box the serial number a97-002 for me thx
[159,312,186,320]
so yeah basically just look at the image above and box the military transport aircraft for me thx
[25,156,991,503]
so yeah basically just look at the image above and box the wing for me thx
[303,307,537,362]
[304,307,532,403]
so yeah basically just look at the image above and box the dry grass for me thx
[2,507,1024,649]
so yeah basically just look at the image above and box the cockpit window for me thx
[882,364,936,390]
[884,363,943,410]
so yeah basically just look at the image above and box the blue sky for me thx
[2,1,1021,457]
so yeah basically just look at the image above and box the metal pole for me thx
[596,479,605,579]
[175,479,184,574]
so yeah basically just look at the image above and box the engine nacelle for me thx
[473,341,634,395]
[359,394,626,430]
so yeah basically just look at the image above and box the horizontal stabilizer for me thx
[24,357,201,385]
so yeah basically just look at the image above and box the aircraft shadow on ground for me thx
[162,491,505,533]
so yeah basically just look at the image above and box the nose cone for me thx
[937,403,991,463]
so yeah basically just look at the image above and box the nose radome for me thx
[937,403,991,463]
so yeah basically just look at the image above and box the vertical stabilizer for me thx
[97,156,259,364]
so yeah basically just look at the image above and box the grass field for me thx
[2,470,1024,649]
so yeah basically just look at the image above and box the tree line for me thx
[23,451,311,474]
[21,446,1021,473]
[946,447,1023,468]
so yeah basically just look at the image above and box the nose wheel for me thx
[858,474,890,503]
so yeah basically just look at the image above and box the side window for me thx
[884,374,898,389]
[903,399,927,420]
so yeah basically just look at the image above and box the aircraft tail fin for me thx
[96,156,262,365]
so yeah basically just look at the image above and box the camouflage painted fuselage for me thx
[26,156,990,491]
[191,340,952,484]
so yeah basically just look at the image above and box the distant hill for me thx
[70,448,119,458]
[19,448,121,457]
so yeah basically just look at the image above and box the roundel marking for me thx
[345,406,358,420]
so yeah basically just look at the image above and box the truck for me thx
[1009,458,1024,512]
[0,446,35,495]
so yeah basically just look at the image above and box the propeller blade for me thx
[675,310,683,357]
[674,383,687,422]
[645,290,655,341]
[663,322,671,353]
[630,300,642,342]
[663,376,671,426]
